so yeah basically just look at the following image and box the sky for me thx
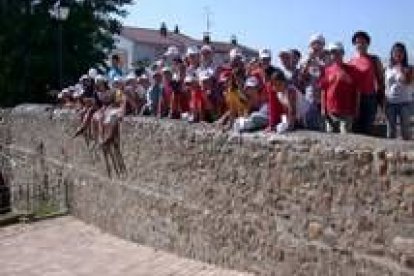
[122,0,414,61]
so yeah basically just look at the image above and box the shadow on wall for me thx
[0,172,11,214]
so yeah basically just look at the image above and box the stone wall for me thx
[1,105,413,275]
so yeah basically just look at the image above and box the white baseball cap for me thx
[198,69,213,82]
[154,59,164,68]
[309,33,326,46]
[125,72,137,81]
[161,66,172,73]
[327,42,344,53]
[172,73,180,81]
[79,74,88,82]
[229,48,243,61]
[73,89,84,98]
[244,76,259,88]
[164,45,179,57]
[74,83,83,91]
[184,74,197,83]
[112,76,123,83]
[88,68,98,79]
[186,46,200,56]
[138,74,149,81]
[259,49,272,59]
[58,88,70,99]
[201,44,213,53]
[95,74,106,82]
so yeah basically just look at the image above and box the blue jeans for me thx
[385,102,412,140]
[304,103,322,131]
[354,93,377,134]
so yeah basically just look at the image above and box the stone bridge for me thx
[0,105,413,275]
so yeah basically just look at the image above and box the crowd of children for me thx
[60,31,414,144]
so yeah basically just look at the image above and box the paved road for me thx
[0,216,250,276]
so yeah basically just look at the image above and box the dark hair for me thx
[112,54,120,61]
[134,67,145,77]
[173,56,183,63]
[270,68,286,83]
[390,42,409,67]
[352,31,371,45]
[290,49,301,59]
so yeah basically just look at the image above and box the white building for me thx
[112,26,258,71]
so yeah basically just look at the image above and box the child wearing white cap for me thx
[258,48,276,83]
[199,44,217,74]
[297,33,330,130]
[320,42,359,134]
[187,70,214,123]
[185,46,200,78]
[233,76,269,133]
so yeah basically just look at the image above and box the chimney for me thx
[174,25,180,34]
[231,35,238,46]
[203,32,211,44]
[160,22,167,37]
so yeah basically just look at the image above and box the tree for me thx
[0,0,134,106]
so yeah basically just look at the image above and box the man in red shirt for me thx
[320,42,360,134]
[348,31,385,135]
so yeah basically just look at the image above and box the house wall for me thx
[113,35,135,72]
[133,42,166,64]
[114,36,176,69]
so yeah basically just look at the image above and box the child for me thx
[216,70,249,128]
[299,34,329,130]
[267,69,296,133]
[320,42,359,134]
[141,71,163,116]
[385,42,414,140]
[233,76,269,133]
[158,67,174,117]
[349,31,385,135]
[188,71,211,123]
[58,88,75,109]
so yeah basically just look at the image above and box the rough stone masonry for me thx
[0,104,413,275]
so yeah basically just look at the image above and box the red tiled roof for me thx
[121,26,257,56]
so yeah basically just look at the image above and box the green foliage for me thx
[0,0,133,106]
[132,58,151,71]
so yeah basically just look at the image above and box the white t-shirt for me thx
[103,107,123,125]
[291,85,308,121]
[385,66,414,104]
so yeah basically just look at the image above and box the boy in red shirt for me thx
[348,31,385,134]
[320,42,360,134]
[187,72,212,123]
[266,68,296,132]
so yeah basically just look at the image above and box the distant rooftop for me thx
[121,26,258,56]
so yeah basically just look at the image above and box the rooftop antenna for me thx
[204,6,212,36]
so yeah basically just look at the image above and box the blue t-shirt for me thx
[107,67,123,82]
[146,84,163,113]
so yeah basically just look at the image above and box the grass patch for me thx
[33,201,61,218]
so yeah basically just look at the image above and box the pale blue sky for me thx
[122,0,414,61]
